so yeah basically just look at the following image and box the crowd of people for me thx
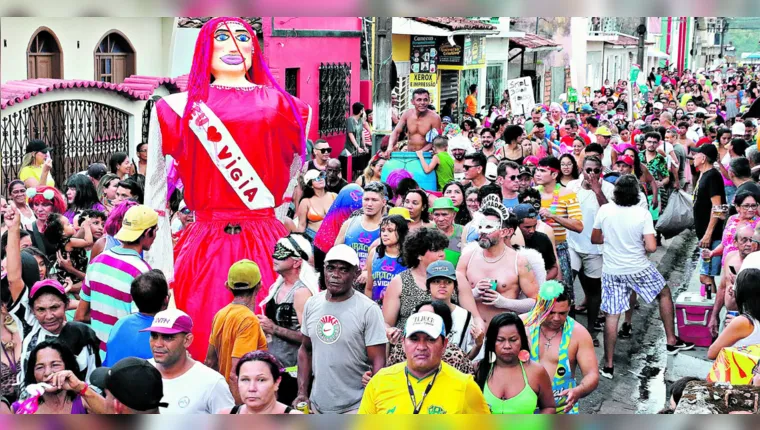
[3,60,760,415]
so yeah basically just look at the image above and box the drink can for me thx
[701,248,712,263]
[489,279,498,291]
[727,311,740,317]
[296,402,310,414]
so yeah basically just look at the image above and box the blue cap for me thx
[580,104,594,114]
[426,260,456,282]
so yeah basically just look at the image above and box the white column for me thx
[570,17,589,91]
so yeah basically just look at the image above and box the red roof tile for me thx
[1,76,183,110]
[411,17,496,31]
[509,33,560,50]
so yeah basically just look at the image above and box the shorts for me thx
[569,249,604,279]
[601,264,666,315]
[699,239,722,277]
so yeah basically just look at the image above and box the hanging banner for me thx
[409,73,440,109]
[507,77,535,116]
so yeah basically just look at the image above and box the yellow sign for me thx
[409,73,440,110]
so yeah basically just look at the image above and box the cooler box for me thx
[675,292,715,347]
[381,152,438,192]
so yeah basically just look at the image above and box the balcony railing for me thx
[588,17,619,35]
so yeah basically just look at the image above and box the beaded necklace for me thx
[538,183,562,214]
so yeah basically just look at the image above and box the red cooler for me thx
[675,292,715,347]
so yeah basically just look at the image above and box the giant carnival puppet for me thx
[144,17,311,359]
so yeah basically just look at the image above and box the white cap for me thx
[653,102,664,110]
[179,200,188,211]
[405,311,445,339]
[739,251,760,274]
[324,244,360,267]
[485,162,498,182]
[732,122,746,135]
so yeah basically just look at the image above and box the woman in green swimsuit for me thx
[475,313,556,414]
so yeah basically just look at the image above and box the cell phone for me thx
[490,279,498,291]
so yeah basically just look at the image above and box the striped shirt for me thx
[81,246,151,355]
[540,190,583,243]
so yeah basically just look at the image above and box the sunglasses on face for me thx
[316,148,331,154]
[464,164,480,170]
[180,208,192,215]
[503,175,518,181]
[585,168,602,174]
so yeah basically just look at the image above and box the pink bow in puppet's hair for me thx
[12,383,51,414]
[181,17,306,161]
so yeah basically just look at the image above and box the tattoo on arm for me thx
[525,262,533,272]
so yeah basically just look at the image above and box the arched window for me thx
[94,31,136,84]
[27,27,63,79]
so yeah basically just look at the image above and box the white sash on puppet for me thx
[164,93,275,210]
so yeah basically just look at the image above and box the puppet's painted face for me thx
[211,21,254,79]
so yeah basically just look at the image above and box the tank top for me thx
[528,318,578,414]
[231,404,293,414]
[484,361,538,414]
[343,217,380,269]
[264,281,307,368]
[436,152,455,191]
[733,315,760,349]
[443,224,465,267]
[370,249,406,303]
[395,270,458,329]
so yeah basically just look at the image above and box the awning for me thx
[509,33,562,53]
[392,17,499,36]
[648,47,670,59]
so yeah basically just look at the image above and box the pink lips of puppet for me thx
[221,55,244,66]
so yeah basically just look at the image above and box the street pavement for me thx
[571,229,715,414]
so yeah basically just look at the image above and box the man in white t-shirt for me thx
[567,156,614,339]
[143,309,235,414]
[591,175,693,381]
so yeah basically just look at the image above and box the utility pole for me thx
[637,17,647,70]
[719,18,729,63]
[373,17,393,154]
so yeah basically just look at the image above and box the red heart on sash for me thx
[207,126,222,143]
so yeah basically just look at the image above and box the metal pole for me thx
[637,17,646,70]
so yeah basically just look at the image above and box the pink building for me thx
[260,17,364,155]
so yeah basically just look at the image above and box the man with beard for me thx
[518,166,534,194]
[295,245,387,414]
[532,122,557,157]
[386,88,442,154]
[325,158,349,194]
[457,201,539,325]
[525,106,543,135]
[709,225,755,336]
[336,181,386,288]
[480,128,497,159]
[449,135,469,182]
[524,282,599,414]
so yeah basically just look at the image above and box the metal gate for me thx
[318,62,352,137]
[439,70,459,123]
[1,100,129,189]
[486,64,504,108]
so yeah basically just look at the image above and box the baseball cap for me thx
[25,139,51,154]
[485,163,498,182]
[140,309,193,335]
[518,166,533,177]
[695,136,712,147]
[405,311,446,340]
[226,259,261,291]
[616,155,635,167]
[653,102,664,110]
[513,203,538,222]
[89,357,168,411]
[693,143,719,161]
[429,197,459,213]
[114,206,158,242]
[388,206,412,221]
[580,104,594,114]
[29,279,66,302]
[732,122,746,135]
[426,260,456,283]
[87,163,108,180]
[303,169,325,184]
[442,116,452,123]
[615,104,626,112]
[596,126,612,137]
[324,244,360,267]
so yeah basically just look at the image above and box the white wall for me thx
[1,17,173,83]
[486,37,510,106]
[570,17,589,90]
[170,28,201,77]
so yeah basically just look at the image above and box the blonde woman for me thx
[96,173,121,214]
[356,156,386,188]
[18,140,54,187]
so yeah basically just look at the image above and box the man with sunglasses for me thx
[463,152,489,188]
[497,160,521,209]
[171,200,195,245]
[567,156,614,338]
[709,225,755,337]
[304,139,332,173]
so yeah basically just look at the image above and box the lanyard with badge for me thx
[405,366,441,414]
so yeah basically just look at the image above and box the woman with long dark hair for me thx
[63,174,105,224]
[365,214,409,303]
[475,312,555,414]
[442,181,472,226]
[7,180,35,229]
[403,189,432,231]
[708,269,760,359]
[558,154,580,187]
[296,170,336,242]
[108,152,132,180]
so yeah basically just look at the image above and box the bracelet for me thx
[79,383,89,396]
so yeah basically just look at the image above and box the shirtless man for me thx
[386,88,442,155]
[457,203,539,325]
[524,285,599,414]
[709,225,755,336]
[449,136,469,182]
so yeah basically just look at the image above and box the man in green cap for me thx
[430,197,466,266]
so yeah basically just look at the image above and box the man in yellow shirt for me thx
[465,84,478,117]
[358,311,490,414]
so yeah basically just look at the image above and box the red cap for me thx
[616,155,635,166]
[696,137,712,147]
[29,279,66,301]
